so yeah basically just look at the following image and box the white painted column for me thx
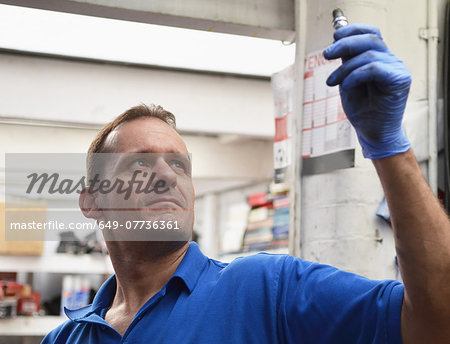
[195,193,219,258]
[289,0,307,258]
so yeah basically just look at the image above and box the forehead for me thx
[105,117,188,154]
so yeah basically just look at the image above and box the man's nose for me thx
[152,157,177,188]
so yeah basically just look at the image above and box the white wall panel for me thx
[0,53,275,137]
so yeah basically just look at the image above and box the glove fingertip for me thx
[333,25,350,41]
[326,75,337,86]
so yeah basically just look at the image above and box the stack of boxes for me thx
[270,182,290,248]
[242,192,274,251]
[242,183,290,252]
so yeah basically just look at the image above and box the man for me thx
[43,24,450,343]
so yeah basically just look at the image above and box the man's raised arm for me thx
[324,24,450,343]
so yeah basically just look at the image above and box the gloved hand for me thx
[323,24,411,159]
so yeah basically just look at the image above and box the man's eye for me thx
[130,159,150,168]
[170,160,186,172]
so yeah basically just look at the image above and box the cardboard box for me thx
[0,201,45,255]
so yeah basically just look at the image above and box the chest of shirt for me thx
[64,273,279,344]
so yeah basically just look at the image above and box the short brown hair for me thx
[88,104,176,155]
[87,104,176,181]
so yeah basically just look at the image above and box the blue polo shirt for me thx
[42,242,404,343]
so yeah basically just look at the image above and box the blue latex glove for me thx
[323,24,411,159]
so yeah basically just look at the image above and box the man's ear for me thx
[79,188,103,220]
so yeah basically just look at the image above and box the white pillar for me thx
[196,193,219,258]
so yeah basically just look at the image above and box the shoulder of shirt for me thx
[42,317,78,343]
[207,252,300,276]
[208,252,343,280]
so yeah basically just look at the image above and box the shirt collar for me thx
[171,241,208,293]
[65,274,116,321]
[65,241,208,321]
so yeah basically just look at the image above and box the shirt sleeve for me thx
[41,321,72,344]
[276,255,404,344]
[41,329,60,344]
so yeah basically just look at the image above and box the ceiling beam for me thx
[0,0,295,41]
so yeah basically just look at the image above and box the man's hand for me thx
[323,23,450,343]
[324,24,411,159]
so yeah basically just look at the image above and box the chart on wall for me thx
[301,50,355,174]
[271,51,355,176]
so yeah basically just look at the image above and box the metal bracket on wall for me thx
[419,27,440,40]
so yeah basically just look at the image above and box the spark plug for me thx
[332,8,348,30]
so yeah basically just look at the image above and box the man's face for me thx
[94,117,194,241]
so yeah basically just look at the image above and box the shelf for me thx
[0,316,66,336]
[219,247,289,263]
[0,253,113,274]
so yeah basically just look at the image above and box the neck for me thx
[107,241,189,312]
